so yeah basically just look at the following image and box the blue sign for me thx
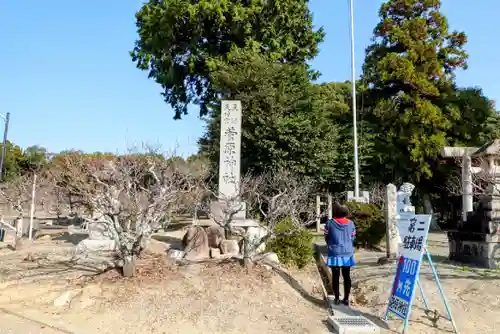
[387,256,420,320]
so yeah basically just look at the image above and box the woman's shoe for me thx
[334,298,341,305]
[342,299,349,307]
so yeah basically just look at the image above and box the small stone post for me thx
[385,184,399,258]
[316,195,321,233]
[15,218,24,237]
[327,194,333,219]
[462,155,473,221]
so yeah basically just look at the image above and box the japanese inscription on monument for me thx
[219,100,242,199]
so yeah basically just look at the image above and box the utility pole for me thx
[349,0,360,198]
[0,112,11,181]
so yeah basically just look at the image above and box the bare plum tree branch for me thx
[202,170,316,265]
[445,155,500,198]
[0,173,46,222]
[202,172,261,238]
[248,171,316,248]
[50,149,202,276]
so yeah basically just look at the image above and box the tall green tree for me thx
[424,86,500,220]
[131,0,324,119]
[310,82,377,192]
[442,86,500,146]
[0,143,49,181]
[1,141,25,181]
[198,49,338,186]
[363,0,468,182]
[21,145,48,170]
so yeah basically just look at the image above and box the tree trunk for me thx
[15,218,24,237]
[242,238,253,269]
[243,256,253,269]
[423,194,439,230]
[122,255,136,277]
[68,194,74,212]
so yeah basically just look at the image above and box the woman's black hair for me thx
[332,202,349,218]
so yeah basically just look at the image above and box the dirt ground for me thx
[0,232,328,334]
[348,233,500,333]
[0,230,499,333]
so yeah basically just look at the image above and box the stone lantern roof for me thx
[473,139,500,156]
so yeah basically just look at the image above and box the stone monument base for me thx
[347,191,370,203]
[447,231,500,269]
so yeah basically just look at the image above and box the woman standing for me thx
[323,203,356,306]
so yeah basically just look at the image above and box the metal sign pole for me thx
[386,213,458,333]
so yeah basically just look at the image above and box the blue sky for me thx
[0,1,497,156]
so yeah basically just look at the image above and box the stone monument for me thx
[211,101,264,255]
[218,101,242,200]
[384,182,418,259]
[212,100,247,221]
[441,140,500,268]
[384,184,398,258]
[75,220,116,252]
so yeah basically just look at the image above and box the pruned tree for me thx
[203,170,316,267]
[0,173,43,225]
[367,182,386,208]
[248,171,316,250]
[441,154,500,233]
[50,150,200,276]
[203,173,260,239]
[183,159,210,223]
[446,155,500,198]
[46,185,68,220]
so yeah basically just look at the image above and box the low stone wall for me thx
[313,243,332,292]
[447,231,500,269]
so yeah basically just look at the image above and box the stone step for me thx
[326,296,381,333]
[327,315,380,334]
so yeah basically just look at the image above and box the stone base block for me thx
[327,315,380,334]
[76,239,116,253]
[167,249,185,260]
[448,231,500,268]
[0,229,17,248]
[347,191,370,204]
